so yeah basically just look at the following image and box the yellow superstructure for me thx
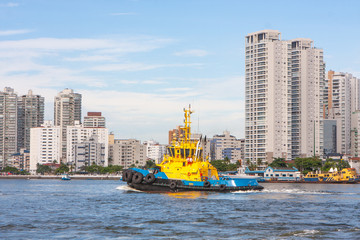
[305,168,358,182]
[157,106,219,181]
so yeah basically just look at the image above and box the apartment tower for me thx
[245,30,325,163]
[0,87,18,168]
[17,90,45,151]
[54,88,82,161]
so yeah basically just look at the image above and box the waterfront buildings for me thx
[66,121,109,167]
[210,131,243,163]
[84,112,105,128]
[143,140,166,164]
[29,121,61,173]
[0,87,18,168]
[245,166,301,181]
[11,149,30,171]
[324,71,360,157]
[112,139,147,168]
[71,135,106,172]
[17,90,44,151]
[245,30,325,163]
[54,88,82,161]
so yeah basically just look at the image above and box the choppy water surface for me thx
[1,180,359,239]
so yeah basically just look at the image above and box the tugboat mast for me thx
[182,104,192,143]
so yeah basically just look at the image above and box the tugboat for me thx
[122,106,264,192]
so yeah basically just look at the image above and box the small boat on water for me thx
[304,168,359,183]
[61,174,71,181]
[122,106,264,192]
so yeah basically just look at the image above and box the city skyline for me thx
[1,1,360,144]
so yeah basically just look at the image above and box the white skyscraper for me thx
[54,88,82,161]
[245,30,325,163]
[29,121,61,173]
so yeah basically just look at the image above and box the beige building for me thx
[210,131,243,163]
[84,112,105,128]
[112,139,147,168]
[54,88,82,161]
[326,71,360,155]
[11,149,30,171]
[245,30,325,163]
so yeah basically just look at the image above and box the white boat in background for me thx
[61,174,71,180]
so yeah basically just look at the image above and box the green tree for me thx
[55,163,69,174]
[269,158,287,168]
[337,160,350,170]
[210,160,238,172]
[1,166,20,174]
[36,164,52,175]
[294,157,322,175]
[144,159,157,169]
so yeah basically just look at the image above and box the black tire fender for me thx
[219,184,226,191]
[204,181,211,188]
[132,172,144,184]
[125,170,133,183]
[145,173,156,184]
[169,181,177,189]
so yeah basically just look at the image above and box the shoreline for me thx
[0,174,121,180]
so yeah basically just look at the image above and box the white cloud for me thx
[78,87,244,143]
[174,49,209,57]
[0,36,173,53]
[0,2,19,7]
[91,63,203,72]
[0,29,32,36]
[64,55,117,62]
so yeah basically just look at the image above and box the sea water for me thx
[1,180,359,239]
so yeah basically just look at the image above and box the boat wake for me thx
[116,185,143,192]
[233,188,332,195]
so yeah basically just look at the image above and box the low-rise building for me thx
[11,149,30,171]
[245,166,301,181]
[349,157,360,174]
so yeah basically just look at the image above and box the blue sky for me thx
[1,0,360,144]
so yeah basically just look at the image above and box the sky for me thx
[1,0,360,144]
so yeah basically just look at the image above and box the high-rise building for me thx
[29,121,62,173]
[210,131,243,163]
[71,135,106,172]
[245,30,325,163]
[0,87,18,168]
[17,90,44,151]
[143,140,166,164]
[325,71,360,155]
[84,112,105,128]
[112,139,147,168]
[54,88,82,161]
[66,121,108,166]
